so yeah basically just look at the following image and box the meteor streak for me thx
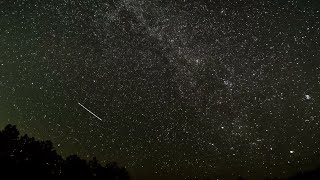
[78,102,103,121]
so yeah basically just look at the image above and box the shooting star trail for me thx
[78,102,103,121]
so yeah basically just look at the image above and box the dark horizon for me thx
[1,123,320,180]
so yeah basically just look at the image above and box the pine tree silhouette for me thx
[0,124,130,179]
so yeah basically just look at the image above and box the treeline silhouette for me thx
[286,168,320,180]
[2,124,320,180]
[0,124,130,179]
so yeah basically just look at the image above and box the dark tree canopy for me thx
[286,168,320,180]
[0,124,130,179]
[2,124,320,180]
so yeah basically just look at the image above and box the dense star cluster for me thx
[0,0,320,179]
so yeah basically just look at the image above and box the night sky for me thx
[1,0,320,179]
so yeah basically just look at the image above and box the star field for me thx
[0,0,320,179]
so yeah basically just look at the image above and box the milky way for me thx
[0,0,320,179]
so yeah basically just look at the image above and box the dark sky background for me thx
[0,0,320,179]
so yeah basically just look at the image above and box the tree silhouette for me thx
[62,154,92,177]
[3,124,320,179]
[0,124,130,179]
[287,168,320,180]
